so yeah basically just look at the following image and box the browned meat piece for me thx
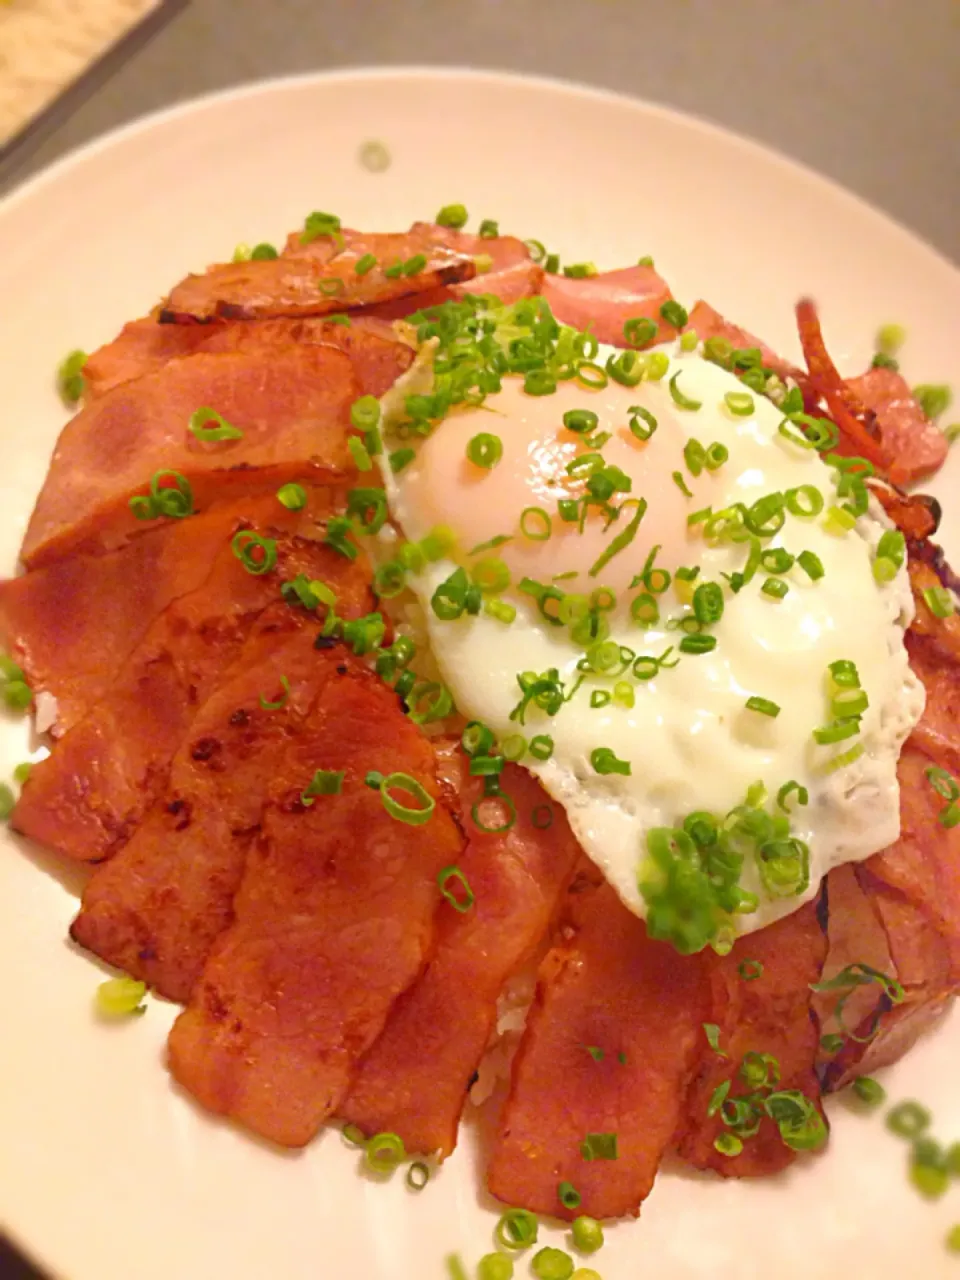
[167,657,463,1147]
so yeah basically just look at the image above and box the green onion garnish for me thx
[471,792,517,833]
[277,482,307,510]
[531,1247,574,1279]
[738,959,764,980]
[57,348,87,403]
[96,976,147,1018]
[300,210,342,244]
[563,262,598,279]
[668,371,702,411]
[571,1216,603,1254]
[322,516,359,561]
[348,436,373,471]
[627,405,658,440]
[346,487,388,535]
[923,586,955,618]
[776,781,808,811]
[623,316,658,346]
[529,735,553,761]
[887,1101,931,1139]
[438,865,475,912]
[679,633,717,654]
[761,577,788,600]
[563,408,599,435]
[580,1132,618,1160]
[724,391,754,416]
[796,550,824,581]
[494,1209,539,1251]
[520,507,552,541]
[477,1255,514,1280]
[672,471,693,497]
[478,218,499,238]
[746,696,780,717]
[365,1131,406,1173]
[129,469,194,522]
[590,748,631,777]
[606,349,645,387]
[188,406,244,442]
[232,530,278,575]
[925,765,960,827]
[389,447,415,473]
[589,498,647,578]
[660,300,688,328]
[354,252,377,276]
[785,486,824,517]
[851,1076,886,1106]
[914,384,952,420]
[557,1181,581,1211]
[259,675,290,710]
[693,581,724,625]
[714,1133,744,1158]
[466,432,503,468]
[435,203,468,229]
[372,772,436,825]
[680,330,699,352]
[301,769,345,803]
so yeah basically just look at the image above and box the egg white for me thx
[377,343,924,936]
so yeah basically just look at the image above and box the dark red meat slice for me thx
[22,344,367,568]
[161,227,476,323]
[684,299,816,401]
[0,495,319,737]
[487,876,708,1220]
[847,366,948,486]
[540,264,678,347]
[83,315,414,400]
[12,533,373,863]
[339,754,580,1157]
[166,658,463,1148]
[70,625,328,1001]
[675,901,827,1178]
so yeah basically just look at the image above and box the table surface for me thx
[1,0,959,265]
[0,1,958,1276]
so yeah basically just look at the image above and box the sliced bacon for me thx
[675,900,827,1177]
[339,754,580,1157]
[358,227,543,320]
[0,500,269,736]
[83,314,414,400]
[873,486,941,543]
[540,264,679,348]
[166,657,463,1148]
[161,227,476,323]
[848,366,948,486]
[684,300,816,402]
[21,344,364,568]
[487,876,708,1220]
[795,299,894,475]
[12,534,373,863]
[70,626,331,1000]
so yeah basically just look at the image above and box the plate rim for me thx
[2,63,958,281]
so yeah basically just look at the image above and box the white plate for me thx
[1,68,959,1280]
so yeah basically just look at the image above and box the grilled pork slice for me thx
[487,874,708,1221]
[539,264,679,348]
[161,226,476,323]
[21,342,367,568]
[71,626,331,1002]
[167,657,463,1148]
[339,752,580,1157]
[0,496,314,737]
[846,365,948,486]
[674,900,827,1178]
[13,533,373,863]
[83,315,414,400]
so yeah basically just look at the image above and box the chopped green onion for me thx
[438,865,475,912]
[558,1181,581,1211]
[188,406,244,442]
[96,976,147,1017]
[300,210,342,244]
[590,748,631,777]
[851,1076,886,1106]
[389,447,416,473]
[301,769,344,803]
[435,203,468,229]
[348,436,373,470]
[724,391,755,416]
[3,679,32,711]
[738,959,764,980]
[683,438,706,476]
[445,1256,468,1280]
[797,551,825,581]
[761,577,788,600]
[776,781,808,811]
[529,735,553,761]
[471,792,517,834]
[478,218,500,238]
[495,1209,539,1251]
[129,469,194,522]
[231,531,278,575]
[564,262,597,279]
[322,516,359,561]
[378,772,436,825]
[346,487,388,535]
[57,348,87,403]
[745,696,780,718]
[485,597,517,624]
[580,1132,618,1160]
[637,255,654,267]
[606,349,645,387]
[631,593,659,626]
[871,351,899,371]
[571,1216,603,1254]
[589,498,646,578]
[823,505,857,535]
[466,432,503,469]
[704,442,729,470]
[668,371,702,411]
[12,762,31,787]
[887,1101,931,1139]
[714,1132,744,1158]
[365,1131,405,1173]
[660,300,689,328]
[563,409,599,435]
[277,482,307,510]
[402,253,427,276]
[531,1247,575,1280]
[923,586,955,618]
[876,322,906,354]
[672,471,693,497]
[259,675,291,710]
[623,316,658,346]
[680,330,699,352]
[785,486,824,517]
[914,384,952,420]
[679,633,717,654]
[693,581,724,625]
[520,507,552,541]
[477,1255,514,1280]
[627,405,658,440]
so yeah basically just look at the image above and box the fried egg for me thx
[376,339,924,940]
